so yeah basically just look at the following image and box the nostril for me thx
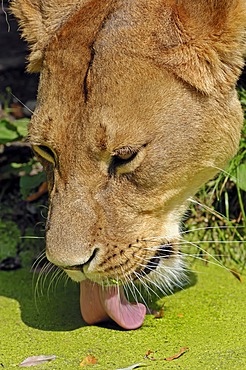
[63,248,99,271]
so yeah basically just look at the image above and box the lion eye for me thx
[112,146,138,167]
[33,145,56,165]
[113,151,138,166]
[109,145,146,175]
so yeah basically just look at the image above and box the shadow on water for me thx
[0,267,197,332]
[0,268,84,331]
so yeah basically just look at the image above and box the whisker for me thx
[212,165,237,183]
[141,224,245,244]
[47,268,64,298]
[10,92,34,114]
[133,271,161,299]
[180,251,220,264]
[121,250,163,299]
[63,273,71,288]
[20,236,45,240]
[124,276,141,307]
[157,263,187,292]
[135,269,167,296]
[119,254,148,308]
[130,276,152,309]
[1,0,10,32]
[188,197,228,221]
[33,262,51,310]
[135,258,176,295]
[180,225,245,235]
[31,250,46,275]
[177,240,244,245]
[177,238,228,270]
[181,252,227,258]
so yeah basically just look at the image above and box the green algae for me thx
[0,264,246,369]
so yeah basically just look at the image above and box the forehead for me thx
[29,1,191,156]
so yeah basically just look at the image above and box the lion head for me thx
[12,0,246,329]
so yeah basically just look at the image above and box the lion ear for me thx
[10,0,45,44]
[10,0,47,71]
[10,0,80,72]
[157,0,246,94]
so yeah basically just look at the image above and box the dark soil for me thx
[0,1,38,104]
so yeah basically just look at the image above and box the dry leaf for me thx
[144,347,189,362]
[164,347,189,361]
[116,363,147,370]
[177,313,184,317]
[144,350,154,358]
[229,269,242,282]
[80,354,97,367]
[26,182,48,202]
[19,355,56,367]
[144,350,157,361]
[154,305,165,319]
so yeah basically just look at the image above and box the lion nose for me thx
[47,247,99,271]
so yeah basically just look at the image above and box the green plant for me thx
[183,88,246,272]
[0,108,46,200]
[0,219,21,261]
[0,117,29,144]
[0,98,46,269]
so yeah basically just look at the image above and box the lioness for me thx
[12,0,246,329]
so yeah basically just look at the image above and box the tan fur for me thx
[11,0,246,285]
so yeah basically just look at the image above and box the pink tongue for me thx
[80,279,146,330]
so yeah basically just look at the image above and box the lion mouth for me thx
[138,243,174,278]
[65,242,176,329]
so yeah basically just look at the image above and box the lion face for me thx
[12,0,245,328]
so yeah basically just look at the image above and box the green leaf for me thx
[11,162,34,174]
[236,162,246,191]
[0,119,19,143]
[0,219,21,260]
[19,171,46,199]
[12,118,29,137]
